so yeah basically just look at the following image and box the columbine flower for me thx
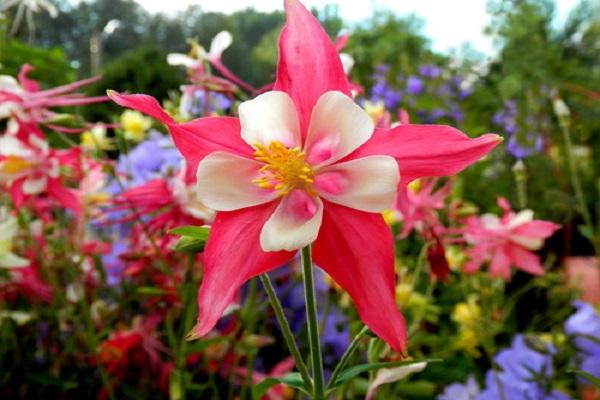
[0,134,81,212]
[0,64,105,127]
[120,110,152,142]
[463,197,560,280]
[109,0,500,352]
[0,215,29,269]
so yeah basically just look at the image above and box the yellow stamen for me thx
[0,156,34,174]
[253,141,315,196]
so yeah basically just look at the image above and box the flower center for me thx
[0,239,12,255]
[252,141,315,196]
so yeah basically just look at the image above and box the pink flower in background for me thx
[0,64,106,130]
[0,134,82,213]
[109,0,501,352]
[395,178,453,281]
[463,197,560,280]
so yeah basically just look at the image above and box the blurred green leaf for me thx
[252,372,307,399]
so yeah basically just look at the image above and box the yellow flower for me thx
[81,125,114,151]
[445,245,467,271]
[363,100,386,123]
[395,282,413,307]
[452,295,481,329]
[455,329,481,357]
[120,110,152,142]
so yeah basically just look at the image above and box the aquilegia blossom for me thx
[109,0,500,352]
[463,197,560,280]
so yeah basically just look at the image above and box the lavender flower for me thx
[419,64,442,79]
[406,76,424,95]
[438,376,480,400]
[477,335,571,400]
[565,301,600,383]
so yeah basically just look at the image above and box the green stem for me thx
[326,326,369,391]
[560,121,600,256]
[301,246,325,400]
[258,274,313,392]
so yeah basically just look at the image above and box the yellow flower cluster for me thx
[120,110,152,142]
[452,295,482,356]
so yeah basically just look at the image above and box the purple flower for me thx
[419,64,442,79]
[438,376,480,400]
[565,301,600,356]
[506,133,543,159]
[476,335,569,400]
[406,76,424,95]
[565,301,600,383]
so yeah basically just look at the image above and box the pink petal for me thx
[513,220,560,239]
[345,125,502,184]
[312,201,407,352]
[17,64,40,92]
[507,245,545,276]
[47,179,82,214]
[315,155,399,212]
[196,151,278,211]
[274,0,350,136]
[109,92,253,181]
[489,246,512,280]
[304,91,373,166]
[189,203,295,339]
[260,190,323,252]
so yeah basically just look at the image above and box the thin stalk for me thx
[560,121,600,256]
[301,246,325,400]
[326,325,369,391]
[258,274,313,392]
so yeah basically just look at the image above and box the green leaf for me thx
[136,287,166,296]
[569,370,600,387]
[169,226,210,239]
[578,225,596,241]
[331,359,440,388]
[174,236,206,253]
[184,336,229,356]
[252,372,307,399]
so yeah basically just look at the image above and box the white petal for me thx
[22,176,47,195]
[0,218,18,240]
[167,53,201,68]
[339,53,354,75]
[304,91,374,167]
[0,135,32,157]
[0,252,29,268]
[315,156,399,212]
[209,31,233,59]
[196,151,278,211]
[260,191,323,252]
[507,209,534,229]
[239,91,301,148]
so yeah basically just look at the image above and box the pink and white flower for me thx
[463,197,560,279]
[109,0,501,352]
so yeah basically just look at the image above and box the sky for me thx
[133,0,580,57]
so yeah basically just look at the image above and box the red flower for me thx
[109,0,500,352]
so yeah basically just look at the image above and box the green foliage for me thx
[0,40,76,86]
[82,46,185,122]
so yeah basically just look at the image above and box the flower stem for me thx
[560,119,600,256]
[258,274,313,392]
[301,245,325,400]
[326,325,369,391]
